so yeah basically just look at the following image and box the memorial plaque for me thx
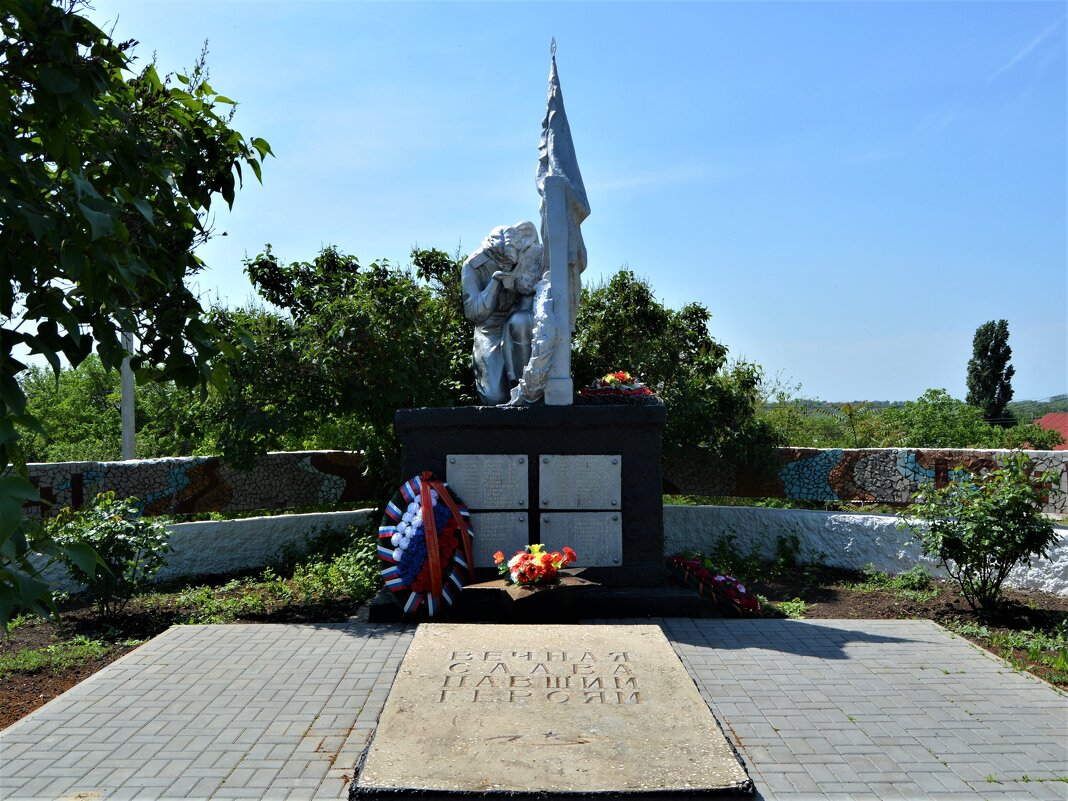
[469,512,529,567]
[538,454,621,510]
[446,454,528,510]
[352,624,752,798]
[540,512,622,567]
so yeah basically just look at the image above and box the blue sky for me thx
[87,1,1066,403]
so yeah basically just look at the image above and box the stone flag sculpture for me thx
[464,43,589,407]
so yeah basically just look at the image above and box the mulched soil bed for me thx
[3,569,1065,731]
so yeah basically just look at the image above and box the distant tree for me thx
[19,357,196,462]
[966,320,1015,425]
[879,389,1061,450]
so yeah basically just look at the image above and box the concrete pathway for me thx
[0,619,1064,801]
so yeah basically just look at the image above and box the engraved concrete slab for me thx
[540,512,623,566]
[468,512,529,567]
[538,454,621,510]
[352,624,752,798]
[446,454,528,510]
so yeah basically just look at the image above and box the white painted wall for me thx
[35,509,372,592]
[664,505,1068,597]
[33,504,1068,598]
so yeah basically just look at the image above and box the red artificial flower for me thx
[562,547,577,565]
[493,550,505,565]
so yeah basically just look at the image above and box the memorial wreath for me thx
[378,472,475,617]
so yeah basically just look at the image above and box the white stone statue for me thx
[462,222,544,405]
[464,43,588,407]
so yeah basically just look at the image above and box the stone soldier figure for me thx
[461,221,544,405]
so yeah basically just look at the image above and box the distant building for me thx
[1035,413,1068,451]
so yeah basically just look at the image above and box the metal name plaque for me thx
[468,513,529,567]
[538,455,621,510]
[539,512,623,566]
[446,454,528,510]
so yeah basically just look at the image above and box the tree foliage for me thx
[761,388,1063,450]
[966,319,1015,425]
[203,245,468,486]
[573,270,779,461]
[0,0,269,625]
[19,356,194,462]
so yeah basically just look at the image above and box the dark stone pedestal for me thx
[396,405,665,587]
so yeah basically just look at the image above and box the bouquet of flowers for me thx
[579,370,656,398]
[494,544,577,586]
[667,555,760,616]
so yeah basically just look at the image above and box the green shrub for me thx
[48,493,172,616]
[901,456,1059,610]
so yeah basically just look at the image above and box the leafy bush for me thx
[900,457,1059,610]
[48,494,172,616]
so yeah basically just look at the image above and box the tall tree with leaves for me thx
[0,0,270,625]
[966,320,1015,425]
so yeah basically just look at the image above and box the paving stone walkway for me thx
[0,619,1064,801]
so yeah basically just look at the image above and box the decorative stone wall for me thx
[664,448,1068,515]
[22,451,377,519]
[21,446,1068,519]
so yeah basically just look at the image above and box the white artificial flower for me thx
[392,547,404,561]
[390,533,402,547]
[401,512,412,524]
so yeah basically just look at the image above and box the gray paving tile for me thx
[1,619,1065,800]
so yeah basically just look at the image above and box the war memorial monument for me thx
[351,46,753,798]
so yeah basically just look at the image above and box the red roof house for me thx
[1035,413,1068,450]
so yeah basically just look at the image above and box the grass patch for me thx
[846,563,940,603]
[0,636,138,678]
[944,618,1068,686]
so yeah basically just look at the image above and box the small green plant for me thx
[47,493,172,616]
[900,456,1059,610]
[777,598,807,619]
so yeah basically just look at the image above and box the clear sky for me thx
[86,0,1067,403]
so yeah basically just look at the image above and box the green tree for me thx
[573,270,778,461]
[19,356,195,462]
[966,320,1015,425]
[1,0,270,625]
[207,245,467,486]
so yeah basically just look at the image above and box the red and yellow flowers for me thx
[579,370,655,397]
[495,543,577,586]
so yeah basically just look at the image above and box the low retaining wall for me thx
[35,509,372,593]
[664,505,1068,597]
[35,505,1068,599]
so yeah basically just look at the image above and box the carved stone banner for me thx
[351,624,752,798]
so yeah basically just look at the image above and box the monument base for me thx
[351,624,753,799]
[396,405,666,587]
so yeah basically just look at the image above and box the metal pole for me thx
[120,332,135,460]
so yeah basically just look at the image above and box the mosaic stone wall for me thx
[22,447,1068,519]
[22,451,377,519]
[663,448,1068,515]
